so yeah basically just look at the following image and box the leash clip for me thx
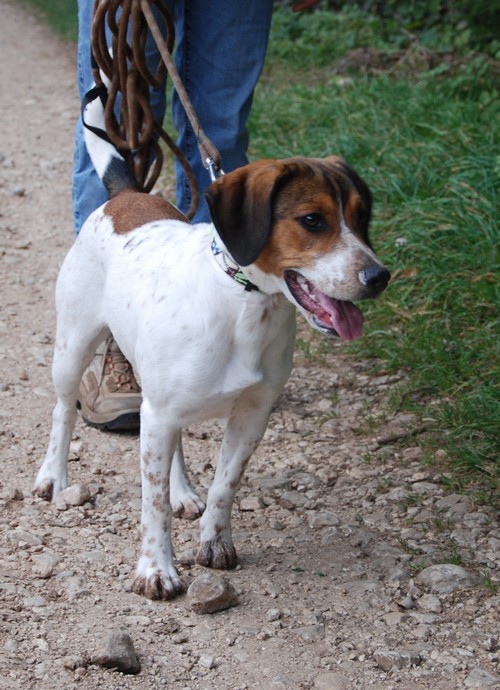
[206,157,224,183]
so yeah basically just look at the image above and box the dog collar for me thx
[211,236,260,292]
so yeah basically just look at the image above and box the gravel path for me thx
[0,2,498,689]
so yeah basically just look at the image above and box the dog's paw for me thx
[33,480,55,502]
[171,490,206,521]
[33,476,66,502]
[196,539,237,570]
[131,569,184,600]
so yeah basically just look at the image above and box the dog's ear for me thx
[323,156,372,246]
[205,161,287,266]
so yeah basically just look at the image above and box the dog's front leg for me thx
[196,393,275,570]
[131,400,184,600]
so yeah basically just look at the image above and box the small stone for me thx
[313,671,350,690]
[317,398,334,413]
[415,564,480,593]
[4,638,19,653]
[266,608,281,622]
[9,528,43,547]
[374,648,423,671]
[403,447,424,462]
[31,551,60,579]
[396,594,416,610]
[464,667,499,688]
[171,632,189,645]
[0,485,23,501]
[187,572,238,614]
[23,595,46,608]
[436,493,471,519]
[480,635,498,652]
[239,496,264,511]
[177,547,197,566]
[65,575,90,601]
[297,623,325,641]
[434,448,449,461]
[57,483,91,508]
[308,511,340,530]
[92,630,141,674]
[62,655,89,670]
[69,440,84,460]
[418,593,442,613]
[279,490,308,510]
[198,655,215,669]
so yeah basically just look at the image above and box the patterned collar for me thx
[211,235,260,292]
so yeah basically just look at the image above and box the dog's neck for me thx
[210,234,260,293]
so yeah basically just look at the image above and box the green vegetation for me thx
[25,1,499,500]
[251,6,499,501]
[22,0,78,41]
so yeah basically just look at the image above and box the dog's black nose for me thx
[359,265,391,292]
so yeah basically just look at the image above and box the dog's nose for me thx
[358,265,391,293]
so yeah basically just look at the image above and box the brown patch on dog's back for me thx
[105,191,188,234]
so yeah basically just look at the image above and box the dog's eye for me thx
[298,213,328,232]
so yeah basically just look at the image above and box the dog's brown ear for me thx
[205,161,286,266]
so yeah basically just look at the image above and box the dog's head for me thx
[205,156,390,340]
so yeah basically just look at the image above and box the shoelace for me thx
[105,349,140,392]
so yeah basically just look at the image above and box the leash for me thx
[90,0,224,219]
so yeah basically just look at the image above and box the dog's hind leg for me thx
[34,325,109,501]
[170,435,206,520]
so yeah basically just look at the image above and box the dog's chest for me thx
[134,297,295,424]
[102,225,296,418]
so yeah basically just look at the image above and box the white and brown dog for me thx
[35,87,390,600]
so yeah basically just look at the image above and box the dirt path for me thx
[0,2,498,689]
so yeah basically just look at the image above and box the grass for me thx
[24,2,499,501]
[249,10,499,503]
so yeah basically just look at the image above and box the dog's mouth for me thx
[284,270,364,340]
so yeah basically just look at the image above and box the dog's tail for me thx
[81,84,140,198]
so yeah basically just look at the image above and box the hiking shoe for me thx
[78,336,141,431]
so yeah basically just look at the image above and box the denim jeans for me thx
[73,0,274,233]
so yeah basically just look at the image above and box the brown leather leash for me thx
[90,0,224,219]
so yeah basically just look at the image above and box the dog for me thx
[34,86,390,600]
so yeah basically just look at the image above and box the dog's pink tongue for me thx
[317,293,364,340]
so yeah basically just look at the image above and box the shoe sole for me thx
[81,412,140,432]
[77,402,140,432]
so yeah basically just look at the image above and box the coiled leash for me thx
[89,0,224,220]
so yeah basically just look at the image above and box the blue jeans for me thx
[73,0,273,232]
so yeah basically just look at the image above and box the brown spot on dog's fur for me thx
[105,191,188,234]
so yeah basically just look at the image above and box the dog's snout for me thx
[358,265,391,293]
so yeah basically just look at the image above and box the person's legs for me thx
[169,0,274,222]
[73,0,107,235]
